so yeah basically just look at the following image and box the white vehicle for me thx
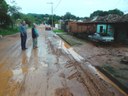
[45,24,51,30]
[88,33,114,42]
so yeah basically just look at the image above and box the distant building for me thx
[87,14,128,42]
[66,14,128,43]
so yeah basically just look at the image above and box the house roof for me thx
[84,14,128,24]
[118,14,128,22]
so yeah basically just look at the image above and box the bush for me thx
[53,29,64,33]
[0,27,18,36]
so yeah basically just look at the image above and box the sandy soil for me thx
[0,25,125,96]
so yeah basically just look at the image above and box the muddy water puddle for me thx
[55,87,73,96]
[48,31,123,96]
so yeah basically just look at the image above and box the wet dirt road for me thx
[0,25,125,96]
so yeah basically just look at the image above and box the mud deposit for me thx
[0,25,125,96]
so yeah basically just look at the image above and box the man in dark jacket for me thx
[32,24,39,48]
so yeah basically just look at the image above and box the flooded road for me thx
[0,25,125,96]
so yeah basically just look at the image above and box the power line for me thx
[54,0,62,11]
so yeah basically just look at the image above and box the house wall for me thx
[77,24,88,33]
[55,24,61,29]
[68,22,96,34]
[116,25,128,41]
[97,24,106,33]
[107,25,114,36]
[97,24,114,36]
[68,22,77,32]
[70,23,77,32]
[118,31,127,41]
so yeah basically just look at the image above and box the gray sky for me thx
[6,0,128,17]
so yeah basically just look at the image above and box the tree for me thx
[0,0,8,13]
[63,12,76,21]
[90,10,107,18]
[8,5,21,19]
[8,1,22,28]
[90,9,124,18]
[0,0,12,28]
[108,9,124,16]
[19,14,36,26]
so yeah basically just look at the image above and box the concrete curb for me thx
[96,66,128,95]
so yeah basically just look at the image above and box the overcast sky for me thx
[6,0,128,17]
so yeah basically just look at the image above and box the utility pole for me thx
[47,2,53,30]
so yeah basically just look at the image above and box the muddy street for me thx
[0,25,125,96]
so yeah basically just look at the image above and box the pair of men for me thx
[19,21,39,50]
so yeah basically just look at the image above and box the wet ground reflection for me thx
[58,40,84,62]
[21,51,28,65]
[0,26,124,96]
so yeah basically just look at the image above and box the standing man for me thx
[32,24,39,49]
[19,21,27,50]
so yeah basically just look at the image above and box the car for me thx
[88,33,114,42]
[45,25,51,30]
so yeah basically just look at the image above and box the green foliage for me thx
[0,0,22,28]
[0,27,18,36]
[14,12,83,27]
[102,64,116,74]
[8,5,21,15]
[0,0,8,13]
[53,29,64,33]
[90,10,105,18]
[108,9,124,16]
[27,13,45,24]
[7,1,22,28]
[8,5,21,21]
[58,34,82,46]
[63,12,76,21]
[90,9,124,18]
[26,13,62,26]
[0,0,12,28]
[24,15,35,26]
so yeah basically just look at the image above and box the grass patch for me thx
[97,66,128,93]
[102,64,116,74]
[53,29,64,33]
[58,34,82,46]
[102,64,128,81]
[0,27,18,36]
